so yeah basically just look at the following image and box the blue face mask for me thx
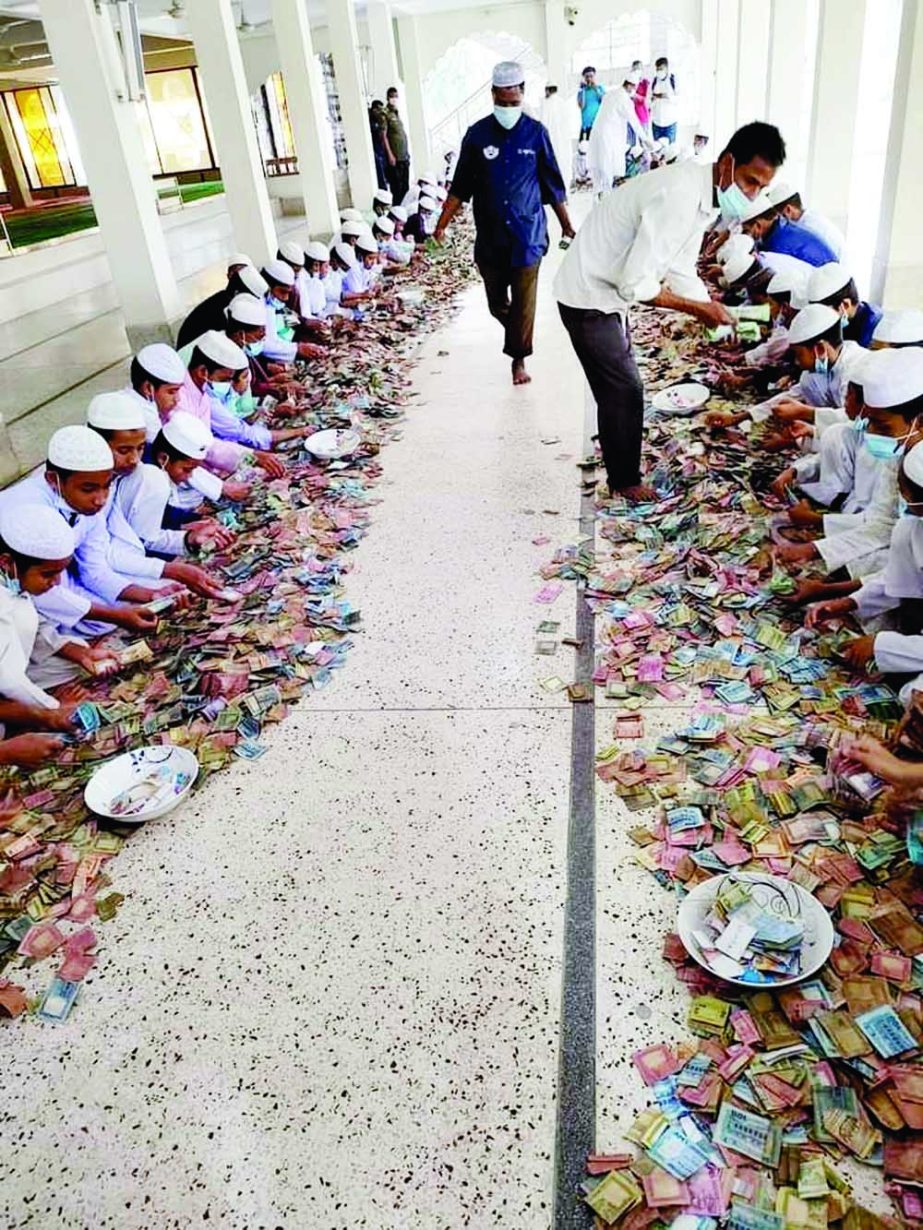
[814,354,829,375]
[245,340,264,357]
[898,497,910,517]
[716,159,751,221]
[207,380,232,401]
[493,105,521,130]
[271,296,288,311]
[850,415,869,434]
[864,433,903,461]
[0,572,20,596]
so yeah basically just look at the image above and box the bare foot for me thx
[512,359,531,385]
[613,483,658,502]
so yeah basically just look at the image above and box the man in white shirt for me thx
[650,57,678,144]
[555,121,785,500]
[587,73,651,194]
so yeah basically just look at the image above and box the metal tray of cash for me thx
[304,428,361,460]
[677,871,835,988]
[650,382,711,416]
[84,744,198,824]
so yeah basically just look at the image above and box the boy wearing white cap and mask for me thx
[807,262,882,349]
[86,392,232,601]
[124,343,250,507]
[325,244,361,318]
[405,195,438,246]
[435,60,574,386]
[276,242,330,341]
[0,427,162,638]
[765,183,846,261]
[176,261,269,351]
[372,215,410,269]
[302,243,331,318]
[401,171,437,213]
[776,349,923,579]
[371,187,393,219]
[259,259,324,365]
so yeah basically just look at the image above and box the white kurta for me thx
[586,88,638,192]
[122,386,223,504]
[0,585,69,709]
[114,464,187,559]
[814,459,899,576]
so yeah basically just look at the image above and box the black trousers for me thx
[476,259,541,359]
[387,159,410,201]
[558,303,644,491]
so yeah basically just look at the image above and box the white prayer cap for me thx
[47,424,114,472]
[305,241,330,263]
[277,239,304,266]
[262,258,295,287]
[87,390,146,432]
[355,233,378,255]
[767,270,798,297]
[162,411,212,461]
[373,188,393,206]
[195,330,248,371]
[717,233,753,265]
[373,215,395,236]
[492,60,524,88]
[722,250,757,287]
[902,440,923,487]
[419,195,437,211]
[419,172,437,186]
[873,309,923,346]
[807,262,852,304]
[333,241,358,269]
[863,348,923,410]
[340,208,363,222]
[237,265,269,298]
[389,205,408,223]
[225,293,266,327]
[787,303,840,347]
[740,193,774,224]
[341,219,367,238]
[0,505,75,560]
[227,252,251,270]
[766,181,798,208]
[136,342,186,385]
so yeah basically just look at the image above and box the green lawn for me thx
[3,181,225,248]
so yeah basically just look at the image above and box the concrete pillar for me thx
[805,0,866,237]
[270,0,339,238]
[327,0,378,209]
[0,99,33,211]
[186,0,277,262]
[698,0,719,145]
[871,0,923,306]
[713,0,740,152]
[365,1,400,100]
[38,0,180,348]
[735,2,770,128]
[543,0,569,95]
[766,0,815,186]
[395,14,430,176]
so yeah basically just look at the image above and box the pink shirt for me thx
[175,375,247,474]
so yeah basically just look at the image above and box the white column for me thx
[396,14,430,177]
[698,0,719,144]
[871,0,923,306]
[712,0,740,152]
[365,1,400,100]
[543,0,569,96]
[38,0,180,348]
[0,99,32,211]
[186,0,277,262]
[735,2,770,128]
[766,0,815,186]
[327,0,378,209]
[805,0,867,237]
[270,0,339,238]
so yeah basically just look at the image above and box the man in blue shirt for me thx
[434,60,575,385]
[577,66,605,140]
[743,201,837,266]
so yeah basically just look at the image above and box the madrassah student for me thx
[806,263,882,349]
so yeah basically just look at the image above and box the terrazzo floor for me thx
[1,232,890,1228]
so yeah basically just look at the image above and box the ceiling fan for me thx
[166,0,185,16]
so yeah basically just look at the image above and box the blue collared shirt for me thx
[450,112,567,269]
[844,300,883,349]
[760,216,837,267]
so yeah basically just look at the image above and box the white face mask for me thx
[493,105,521,131]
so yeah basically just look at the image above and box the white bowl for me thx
[677,871,835,988]
[84,744,198,824]
[304,428,362,460]
[651,382,711,416]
